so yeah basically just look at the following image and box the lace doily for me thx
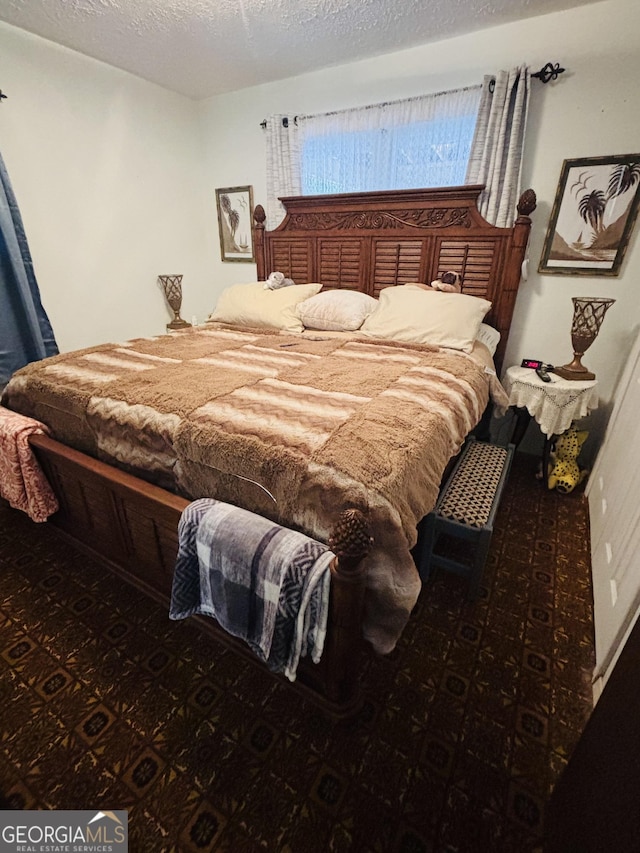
[502,366,599,437]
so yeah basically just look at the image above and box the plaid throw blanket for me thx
[169,498,334,680]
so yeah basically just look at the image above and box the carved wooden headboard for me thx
[252,185,536,372]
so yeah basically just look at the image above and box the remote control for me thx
[536,365,552,382]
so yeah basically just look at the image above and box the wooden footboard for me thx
[28,434,371,718]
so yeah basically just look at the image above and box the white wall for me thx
[0,21,214,352]
[197,0,640,456]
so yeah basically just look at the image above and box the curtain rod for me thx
[259,82,481,130]
[259,61,565,128]
[0,90,7,103]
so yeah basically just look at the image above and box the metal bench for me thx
[418,438,515,600]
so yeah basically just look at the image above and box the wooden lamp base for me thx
[552,364,595,381]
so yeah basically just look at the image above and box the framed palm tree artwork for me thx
[539,154,640,276]
[216,185,255,262]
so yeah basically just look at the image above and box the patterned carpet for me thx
[0,452,595,852]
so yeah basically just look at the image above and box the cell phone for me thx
[521,358,544,369]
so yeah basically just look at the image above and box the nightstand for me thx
[502,365,599,486]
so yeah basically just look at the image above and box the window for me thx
[299,86,481,196]
[265,70,531,229]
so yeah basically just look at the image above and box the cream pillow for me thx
[360,285,491,352]
[208,282,322,332]
[297,289,378,331]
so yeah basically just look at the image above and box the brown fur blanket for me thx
[3,324,504,653]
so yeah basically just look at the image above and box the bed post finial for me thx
[329,508,373,573]
[253,204,266,226]
[517,188,537,219]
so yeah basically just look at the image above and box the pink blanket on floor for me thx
[0,406,58,522]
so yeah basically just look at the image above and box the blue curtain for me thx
[0,150,58,387]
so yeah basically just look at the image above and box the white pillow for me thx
[208,282,322,332]
[360,285,491,353]
[476,323,501,356]
[297,289,378,331]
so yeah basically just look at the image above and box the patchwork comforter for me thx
[3,324,508,653]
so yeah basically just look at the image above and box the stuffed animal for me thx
[263,271,295,290]
[430,270,462,293]
[547,427,589,494]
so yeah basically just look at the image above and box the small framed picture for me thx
[215,185,255,262]
[539,154,640,276]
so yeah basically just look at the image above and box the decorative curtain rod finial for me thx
[0,90,8,102]
[532,62,565,83]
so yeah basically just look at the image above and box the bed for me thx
[2,184,536,717]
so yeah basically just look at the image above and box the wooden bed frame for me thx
[24,185,536,718]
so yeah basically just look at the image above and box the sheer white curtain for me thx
[265,114,302,230]
[299,86,482,196]
[263,86,481,228]
[465,66,531,227]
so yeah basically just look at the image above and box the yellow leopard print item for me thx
[547,427,589,494]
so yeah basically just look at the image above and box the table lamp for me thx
[552,296,615,381]
[158,275,191,331]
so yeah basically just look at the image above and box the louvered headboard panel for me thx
[269,238,313,285]
[435,239,505,300]
[318,239,362,290]
[372,240,424,295]
[253,186,536,372]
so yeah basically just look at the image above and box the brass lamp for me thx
[158,275,191,330]
[553,297,615,381]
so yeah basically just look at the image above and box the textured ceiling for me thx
[0,0,598,100]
